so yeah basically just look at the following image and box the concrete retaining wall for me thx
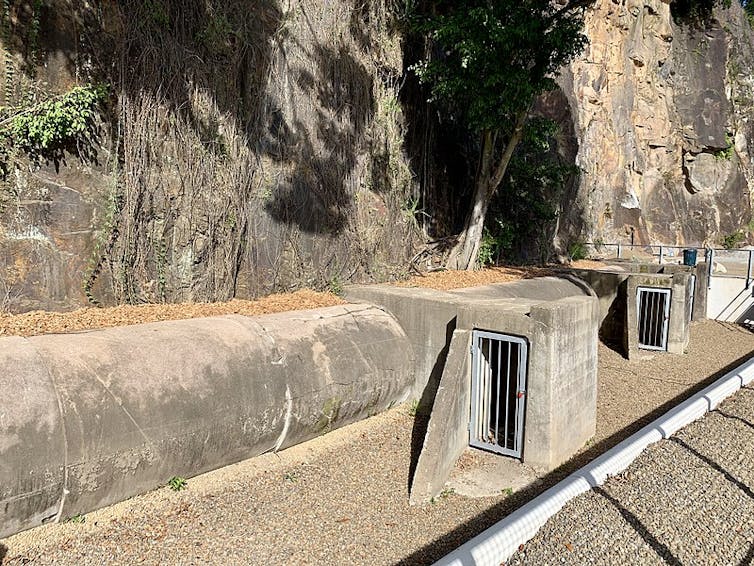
[0,304,414,539]
[706,275,754,323]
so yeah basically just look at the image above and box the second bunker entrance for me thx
[637,286,671,351]
[470,330,528,459]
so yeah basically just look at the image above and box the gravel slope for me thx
[509,385,754,566]
[2,321,753,565]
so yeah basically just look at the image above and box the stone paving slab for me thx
[509,385,754,566]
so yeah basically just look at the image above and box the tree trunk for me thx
[447,175,491,270]
[447,111,528,270]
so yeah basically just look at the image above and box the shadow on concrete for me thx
[407,317,457,491]
[594,486,682,566]
[396,349,754,565]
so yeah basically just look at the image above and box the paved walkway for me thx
[510,385,754,566]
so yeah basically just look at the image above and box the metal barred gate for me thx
[637,287,671,351]
[469,330,528,458]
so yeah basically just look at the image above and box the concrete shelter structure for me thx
[573,263,698,357]
[347,278,601,503]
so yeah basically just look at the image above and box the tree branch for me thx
[488,109,528,195]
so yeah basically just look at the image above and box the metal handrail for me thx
[583,242,754,289]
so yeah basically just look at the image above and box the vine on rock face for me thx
[0,84,107,162]
[0,83,107,215]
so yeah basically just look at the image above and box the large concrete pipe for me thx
[0,304,414,538]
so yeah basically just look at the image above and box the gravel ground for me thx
[508,384,754,566]
[2,320,753,566]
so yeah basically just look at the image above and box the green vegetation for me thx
[2,84,106,153]
[568,241,588,262]
[714,133,735,160]
[144,0,169,28]
[327,275,344,297]
[167,476,188,491]
[746,0,754,28]
[0,84,106,178]
[408,399,420,417]
[0,83,106,213]
[410,0,592,269]
[197,13,238,56]
[480,118,577,265]
[66,513,86,524]
[429,490,455,505]
[478,229,499,267]
[721,230,746,249]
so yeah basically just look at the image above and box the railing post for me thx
[659,245,664,265]
[747,249,752,289]
[617,243,622,259]
[708,248,714,289]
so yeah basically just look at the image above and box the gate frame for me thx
[469,329,528,458]
[636,286,671,351]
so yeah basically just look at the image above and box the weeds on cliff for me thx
[2,84,107,156]
[722,230,746,250]
[568,241,588,262]
[714,133,734,160]
[167,476,188,491]
[66,513,86,524]
[408,399,420,417]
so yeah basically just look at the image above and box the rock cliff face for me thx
[3,1,754,312]
[555,0,754,249]
[0,0,419,312]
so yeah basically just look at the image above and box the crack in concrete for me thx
[79,360,152,445]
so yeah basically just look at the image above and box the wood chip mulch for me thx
[396,260,605,291]
[0,261,609,338]
[0,289,346,338]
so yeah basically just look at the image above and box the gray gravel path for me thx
[509,384,754,566]
[2,321,754,565]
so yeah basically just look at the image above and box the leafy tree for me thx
[481,118,577,265]
[411,0,593,269]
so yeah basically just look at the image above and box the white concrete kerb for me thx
[434,355,754,566]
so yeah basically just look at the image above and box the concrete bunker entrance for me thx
[636,286,671,351]
[470,330,528,459]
